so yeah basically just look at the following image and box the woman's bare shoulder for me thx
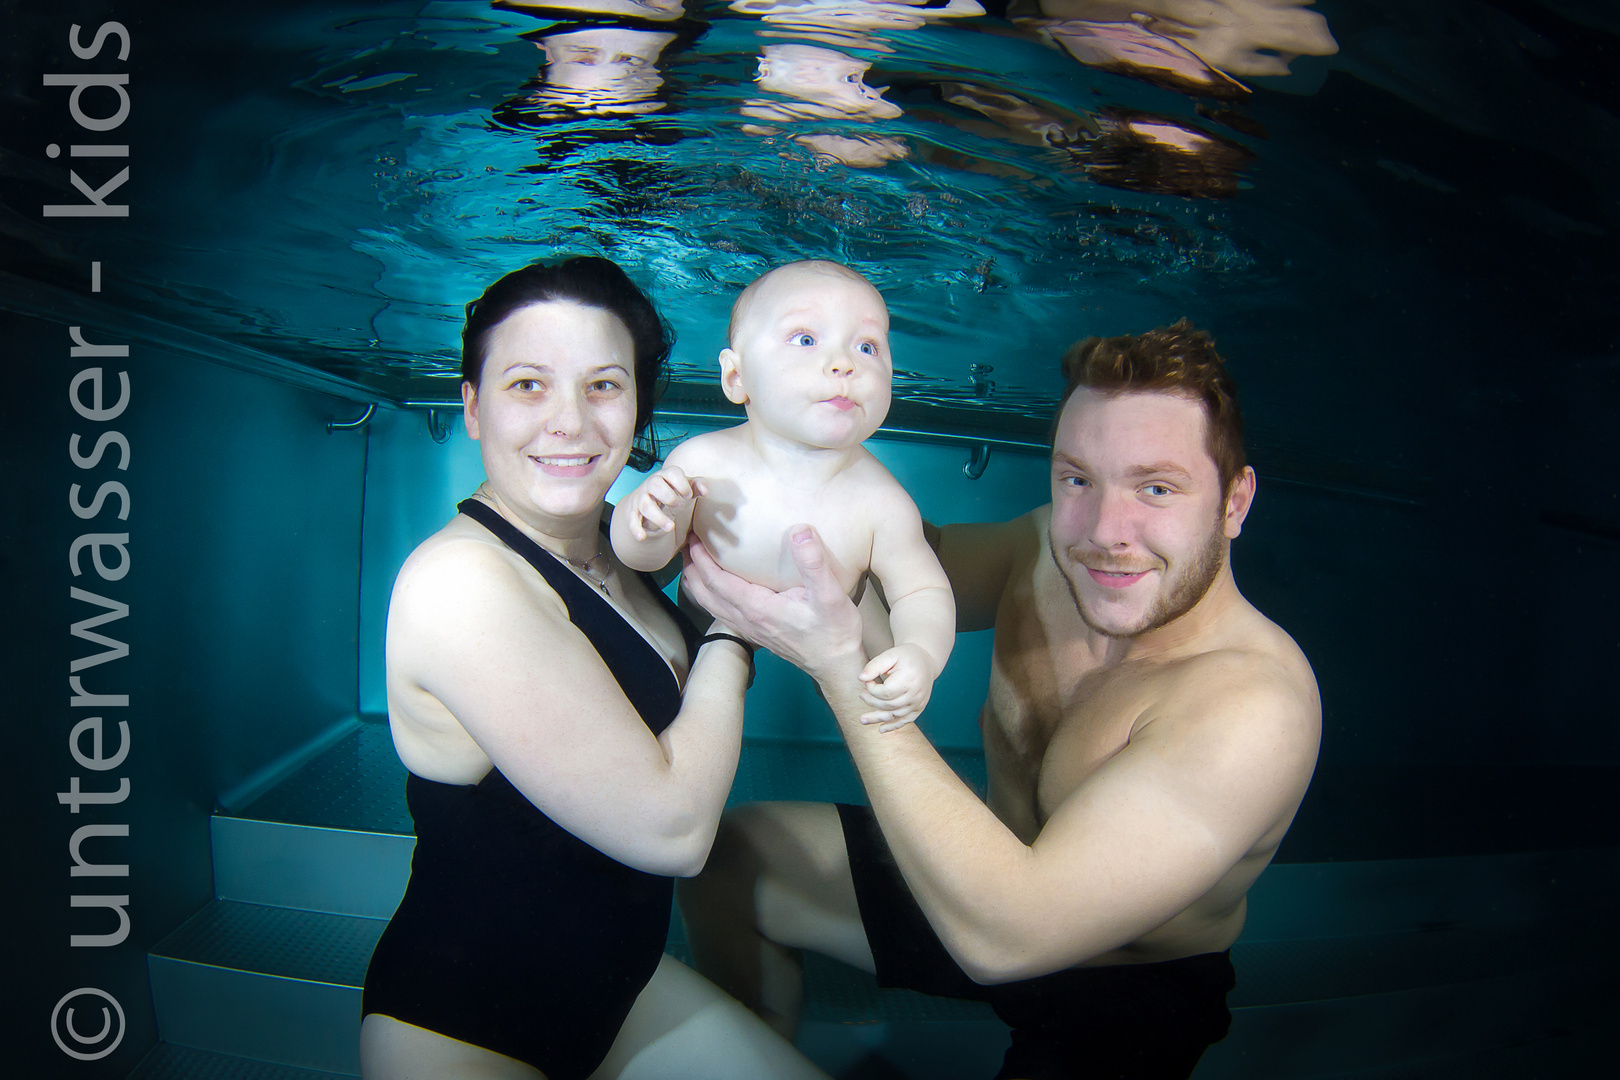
[391,515,563,624]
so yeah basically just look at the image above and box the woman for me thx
[360,257,826,1080]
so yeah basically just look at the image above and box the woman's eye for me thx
[512,379,541,392]
[792,333,815,346]
[589,379,621,393]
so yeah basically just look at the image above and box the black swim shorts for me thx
[836,802,1236,1080]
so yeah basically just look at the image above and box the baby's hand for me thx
[629,465,706,542]
[858,643,934,733]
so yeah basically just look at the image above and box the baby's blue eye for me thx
[792,333,815,346]
[858,341,877,355]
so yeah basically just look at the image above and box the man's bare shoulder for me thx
[1142,612,1321,759]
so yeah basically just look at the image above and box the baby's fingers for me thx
[861,704,920,732]
[637,501,675,536]
[859,654,898,684]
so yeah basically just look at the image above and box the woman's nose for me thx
[547,388,585,436]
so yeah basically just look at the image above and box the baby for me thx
[610,261,954,728]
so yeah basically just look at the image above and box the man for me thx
[679,319,1321,1079]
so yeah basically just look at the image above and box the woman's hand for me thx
[682,526,865,684]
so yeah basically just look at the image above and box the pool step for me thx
[126,1042,356,1080]
[147,901,383,1075]
[141,898,1005,1078]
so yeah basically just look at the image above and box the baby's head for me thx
[720,261,893,450]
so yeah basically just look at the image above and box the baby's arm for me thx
[861,484,955,731]
[610,450,706,573]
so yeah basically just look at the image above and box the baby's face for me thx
[724,266,893,450]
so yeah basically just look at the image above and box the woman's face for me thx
[462,301,639,531]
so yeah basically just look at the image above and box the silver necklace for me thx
[563,550,612,597]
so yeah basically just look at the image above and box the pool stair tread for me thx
[126,1043,357,1080]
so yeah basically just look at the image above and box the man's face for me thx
[1047,388,1239,639]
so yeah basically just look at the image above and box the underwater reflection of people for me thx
[498,0,688,21]
[1086,108,1253,198]
[728,0,986,33]
[741,43,908,166]
[1016,0,1337,77]
[745,43,903,121]
[897,79,1250,196]
[528,24,679,115]
[1039,17,1251,97]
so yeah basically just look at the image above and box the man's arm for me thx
[826,661,1317,981]
[683,528,1319,984]
[927,512,1040,633]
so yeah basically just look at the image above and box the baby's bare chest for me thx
[692,474,875,593]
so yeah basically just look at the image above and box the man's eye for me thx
[1063,475,1089,487]
[792,333,815,346]
[1144,484,1173,497]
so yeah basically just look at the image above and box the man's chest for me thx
[982,561,1164,824]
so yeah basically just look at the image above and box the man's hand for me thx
[682,526,865,683]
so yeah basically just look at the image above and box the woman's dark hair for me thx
[462,256,672,471]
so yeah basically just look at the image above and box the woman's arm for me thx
[390,535,749,877]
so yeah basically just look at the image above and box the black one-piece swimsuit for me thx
[362,499,698,1079]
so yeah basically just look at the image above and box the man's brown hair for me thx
[1056,318,1246,494]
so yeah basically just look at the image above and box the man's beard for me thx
[1051,520,1226,639]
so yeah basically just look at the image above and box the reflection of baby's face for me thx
[728,266,893,450]
[756,44,901,119]
[540,29,675,97]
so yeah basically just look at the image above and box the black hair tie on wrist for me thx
[698,632,755,688]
